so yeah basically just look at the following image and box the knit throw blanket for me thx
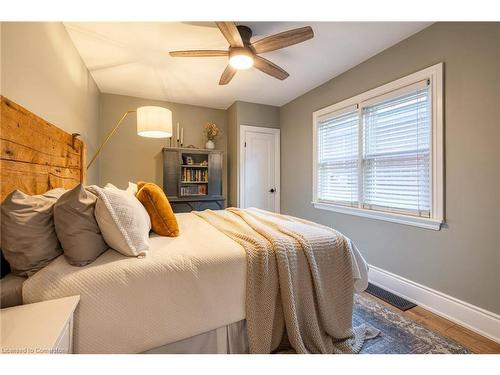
[194,207,379,354]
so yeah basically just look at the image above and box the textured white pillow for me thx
[104,182,138,195]
[89,186,151,257]
[126,182,138,195]
[104,182,119,190]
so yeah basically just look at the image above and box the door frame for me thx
[239,125,280,213]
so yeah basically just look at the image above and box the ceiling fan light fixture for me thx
[228,48,254,70]
[229,54,254,70]
[169,23,314,84]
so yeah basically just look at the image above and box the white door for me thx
[240,125,280,212]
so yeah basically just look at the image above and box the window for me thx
[317,107,358,205]
[312,64,443,230]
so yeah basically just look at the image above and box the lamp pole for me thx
[86,110,136,170]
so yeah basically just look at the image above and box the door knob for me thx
[269,188,276,193]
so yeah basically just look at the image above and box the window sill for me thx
[312,201,442,230]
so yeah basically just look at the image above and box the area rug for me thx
[354,294,471,354]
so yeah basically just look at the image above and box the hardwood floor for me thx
[361,292,500,354]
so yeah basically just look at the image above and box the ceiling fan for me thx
[169,22,314,85]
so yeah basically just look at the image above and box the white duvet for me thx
[23,213,247,353]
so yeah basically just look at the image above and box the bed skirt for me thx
[142,320,248,354]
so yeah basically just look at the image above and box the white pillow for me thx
[104,182,138,195]
[89,186,151,257]
[104,182,119,190]
[126,182,138,195]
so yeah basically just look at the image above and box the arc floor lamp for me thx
[87,106,172,170]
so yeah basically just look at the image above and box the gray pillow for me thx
[1,188,66,276]
[0,273,26,308]
[54,184,108,266]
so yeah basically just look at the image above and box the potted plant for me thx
[203,122,222,149]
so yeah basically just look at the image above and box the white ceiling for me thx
[64,22,431,109]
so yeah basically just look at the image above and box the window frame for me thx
[312,63,444,230]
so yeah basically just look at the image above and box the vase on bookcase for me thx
[205,140,215,149]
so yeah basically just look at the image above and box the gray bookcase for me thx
[162,147,225,213]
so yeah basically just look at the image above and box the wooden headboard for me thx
[0,96,86,201]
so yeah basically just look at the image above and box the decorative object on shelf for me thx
[185,156,194,165]
[176,122,180,147]
[203,122,222,150]
[173,123,185,147]
[87,106,172,170]
[187,144,196,148]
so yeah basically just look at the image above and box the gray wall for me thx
[99,93,228,199]
[227,101,280,207]
[234,101,280,128]
[1,22,101,184]
[280,22,500,314]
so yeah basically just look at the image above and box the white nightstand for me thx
[1,295,80,354]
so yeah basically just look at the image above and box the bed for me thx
[23,213,248,353]
[0,96,374,354]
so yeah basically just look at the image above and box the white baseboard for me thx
[368,264,500,344]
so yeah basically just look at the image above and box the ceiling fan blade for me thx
[253,56,289,80]
[219,65,237,85]
[215,22,244,48]
[169,50,228,57]
[251,26,314,54]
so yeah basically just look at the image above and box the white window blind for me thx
[317,108,359,206]
[362,82,431,217]
[313,63,443,229]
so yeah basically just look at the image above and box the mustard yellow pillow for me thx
[136,182,179,237]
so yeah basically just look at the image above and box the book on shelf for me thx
[180,184,208,197]
[182,167,208,182]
